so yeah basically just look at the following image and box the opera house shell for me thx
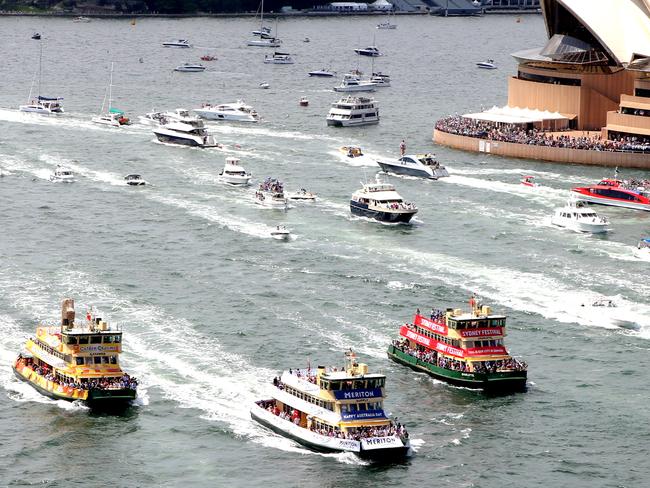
[434,0,650,168]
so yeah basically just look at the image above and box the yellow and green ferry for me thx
[13,298,137,408]
[388,302,527,392]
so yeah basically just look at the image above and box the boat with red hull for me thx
[571,178,650,211]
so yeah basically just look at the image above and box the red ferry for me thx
[571,178,650,211]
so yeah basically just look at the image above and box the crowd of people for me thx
[435,115,650,153]
[309,422,408,441]
[382,201,416,211]
[259,178,284,194]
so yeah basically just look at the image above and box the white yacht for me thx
[153,120,219,147]
[124,174,147,186]
[333,74,377,93]
[139,110,166,126]
[194,101,259,122]
[477,59,497,69]
[286,189,317,201]
[350,176,418,224]
[308,68,336,77]
[264,52,294,64]
[219,157,252,186]
[248,0,282,46]
[50,165,75,183]
[248,37,282,47]
[327,96,379,127]
[20,42,64,115]
[370,72,391,87]
[255,178,288,209]
[163,39,191,48]
[174,63,206,72]
[550,199,609,233]
[377,154,449,180]
[354,46,382,57]
[270,225,291,241]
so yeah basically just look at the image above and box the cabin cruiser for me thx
[194,100,259,122]
[340,146,364,158]
[369,72,391,87]
[286,189,317,201]
[550,199,609,233]
[251,350,410,461]
[635,238,650,260]
[174,63,206,72]
[308,68,336,77]
[521,175,538,187]
[270,225,291,240]
[153,120,219,147]
[354,46,382,57]
[139,108,200,126]
[252,26,272,37]
[299,96,309,107]
[327,96,379,127]
[571,178,650,211]
[139,110,166,126]
[248,37,282,47]
[264,52,294,64]
[219,157,252,186]
[333,74,377,93]
[124,174,147,186]
[350,176,417,224]
[477,59,497,69]
[377,154,448,180]
[20,96,64,115]
[50,165,75,183]
[255,178,288,209]
[163,39,191,48]
[32,32,41,40]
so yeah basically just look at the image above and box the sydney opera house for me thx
[434,0,650,168]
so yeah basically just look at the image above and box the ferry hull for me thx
[387,345,527,393]
[327,117,379,127]
[350,201,416,223]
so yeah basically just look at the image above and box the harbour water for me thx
[1,14,649,487]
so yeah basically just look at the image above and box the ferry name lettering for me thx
[460,328,501,337]
[435,342,464,357]
[364,437,398,446]
[405,330,430,346]
[342,390,377,399]
[420,317,447,334]
[79,345,118,353]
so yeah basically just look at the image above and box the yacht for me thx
[139,110,166,126]
[139,108,199,126]
[370,72,391,87]
[377,154,449,180]
[350,176,417,224]
[194,101,259,123]
[477,59,497,69]
[333,74,377,93]
[92,62,131,127]
[20,42,64,115]
[251,350,410,461]
[327,96,379,127]
[219,157,252,186]
[124,174,147,186]
[550,199,609,233]
[264,52,294,64]
[255,178,288,209]
[308,68,336,77]
[270,225,291,241]
[174,63,206,72]
[50,165,75,183]
[163,39,191,48]
[354,46,382,57]
[286,189,317,201]
[571,178,650,211]
[248,0,282,47]
[153,120,220,147]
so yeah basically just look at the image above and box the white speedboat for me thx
[248,37,282,47]
[259,82,270,89]
[163,39,191,48]
[194,101,259,122]
[333,74,377,93]
[270,225,291,240]
[255,178,288,209]
[50,165,75,183]
[550,199,609,233]
[370,72,391,87]
[286,189,316,201]
[299,96,309,107]
[634,238,650,260]
[72,16,91,23]
[153,120,220,147]
[350,176,418,224]
[308,68,336,77]
[139,110,166,126]
[477,59,497,69]
[124,174,147,186]
[354,46,382,57]
[377,154,448,180]
[219,157,252,186]
[174,63,206,72]
[327,96,379,127]
[264,52,294,64]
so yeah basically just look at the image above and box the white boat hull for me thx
[194,109,258,123]
[327,116,379,127]
[333,85,376,93]
[550,217,609,234]
[248,40,282,47]
[153,128,219,147]
[220,175,251,186]
[92,115,122,127]
[19,105,64,115]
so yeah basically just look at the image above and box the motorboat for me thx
[255,178,288,209]
[286,189,317,201]
[259,82,270,89]
[252,26,272,36]
[50,165,75,183]
[270,225,291,240]
[477,59,497,69]
[92,62,131,127]
[550,199,609,233]
[264,52,294,64]
[299,96,309,107]
[303,37,310,43]
[153,120,220,147]
[354,46,382,57]
[333,74,377,93]
[634,238,650,260]
[521,175,538,187]
[163,39,191,48]
[194,100,259,122]
[31,33,41,40]
[571,177,650,211]
[350,176,417,224]
[327,96,379,127]
[248,37,282,47]
[124,174,147,186]
[20,96,64,115]
[308,68,336,77]
[219,157,252,186]
[339,146,364,158]
[377,154,448,180]
[370,72,391,87]
[72,16,91,23]
[139,110,165,126]
[377,21,397,30]
[174,63,206,72]
[200,55,217,61]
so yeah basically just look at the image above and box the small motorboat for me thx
[174,63,206,72]
[163,39,191,48]
[477,59,497,69]
[50,165,75,183]
[550,199,609,233]
[354,46,382,57]
[521,175,538,187]
[299,96,309,107]
[259,82,270,89]
[200,55,217,61]
[124,174,147,186]
[286,189,317,201]
[255,178,288,209]
[308,68,336,77]
[376,21,397,30]
[370,72,391,87]
[634,237,650,260]
[591,298,617,308]
[263,52,294,64]
[219,157,252,186]
[339,146,364,158]
[303,37,310,43]
[31,33,41,40]
[270,225,291,241]
[72,16,91,23]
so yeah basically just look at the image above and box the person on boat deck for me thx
[348,148,354,157]
[399,139,406,156]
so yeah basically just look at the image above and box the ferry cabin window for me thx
[78,336,89,344]
[63,335,78,345]
[114,334,122,343]
[110,356,117,364]
[76,357,84,365]
[93,357,102,364]
[90,335,102,344]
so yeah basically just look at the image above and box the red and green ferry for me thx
[387,301,527,392]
